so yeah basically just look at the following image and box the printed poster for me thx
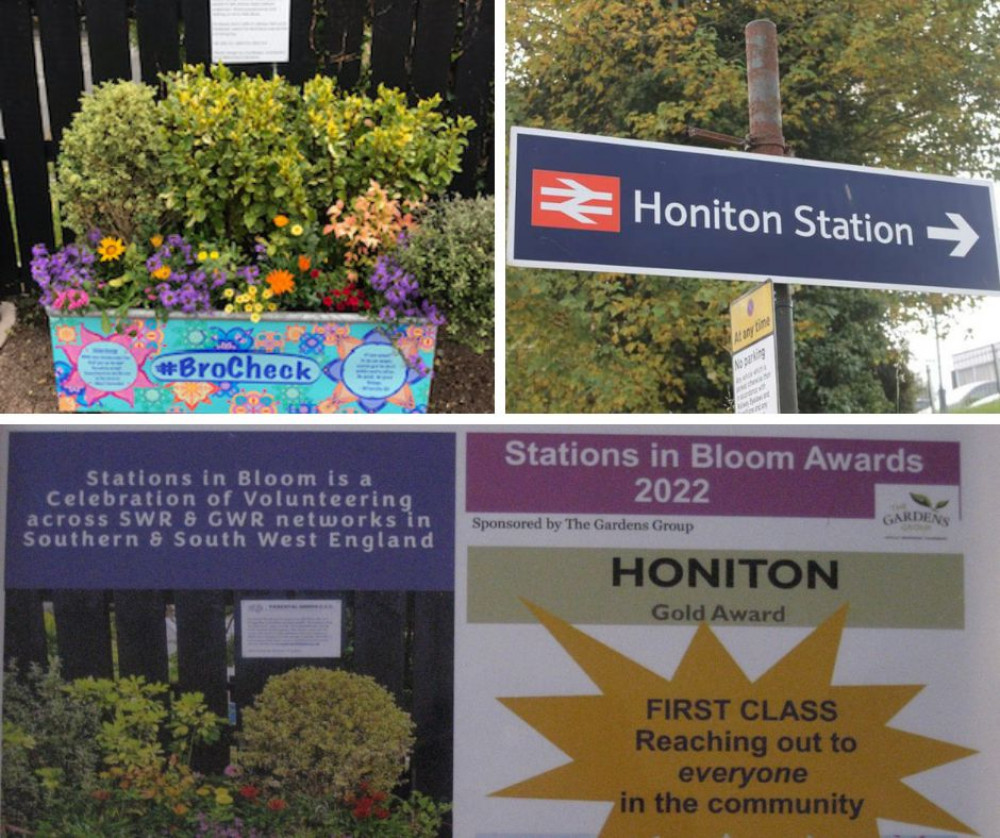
[0,429,455,834]
[210,0,291,64]
[2,425,999,838]
[457,426,997,838]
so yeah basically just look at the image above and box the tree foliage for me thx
[507,0,1000,412]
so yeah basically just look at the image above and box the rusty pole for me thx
[746,19,798,413]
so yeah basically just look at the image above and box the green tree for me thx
[507,0,1000,412]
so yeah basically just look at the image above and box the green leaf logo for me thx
[910,493,932,508]
[935,499,950,510]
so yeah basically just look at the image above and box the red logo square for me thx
[531,170,621,232]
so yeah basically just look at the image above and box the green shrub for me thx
[303,78,475,204]
[65,674,224,772]
[1,660,103,829]
[159,64,314,245]
[53,81,170,239]
[238,667,415,799]
[396,195,495,351]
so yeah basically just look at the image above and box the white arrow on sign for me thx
[539,178,614,225]
[927,212,979,258]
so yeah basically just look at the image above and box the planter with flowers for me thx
[34,65,473,414]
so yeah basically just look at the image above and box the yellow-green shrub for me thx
[303,78,475,204]
[238,667,415,799]
[159,64,314,245]
[53,81,170,239]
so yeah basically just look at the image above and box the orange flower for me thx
[298,254,311,272]
[273,214,290,228]
[265,269,295,295]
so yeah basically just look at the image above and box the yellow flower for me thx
[150,234,164,248]
[224,304,234,313]
[210,250,220,259]
[290,224,304,237]
[197,250,208,262]
[236,294,248,304]
[152,265,172,280]
[172,803,189,816]
[262,288,273,300]
[223,288,235,298]
[97,237,126,262]
[250,313,261,323]
[214,789,234,806]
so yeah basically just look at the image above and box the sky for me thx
[899,295,1000,395]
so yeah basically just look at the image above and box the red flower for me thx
[266,797,288,812]
[239,784,261,801]
[310,268,321,279]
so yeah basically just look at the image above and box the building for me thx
[952,342,1000,389]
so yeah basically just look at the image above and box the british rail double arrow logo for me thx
[531,169,621,232]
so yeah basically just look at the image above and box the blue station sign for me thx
[509,127,1000,295]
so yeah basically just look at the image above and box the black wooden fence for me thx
[0,0,494,295]
[3,587,454,807]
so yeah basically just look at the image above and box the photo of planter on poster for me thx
[1,430,455,836]
[457,427,995,838]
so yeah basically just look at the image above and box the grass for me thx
[953,399,1000,414]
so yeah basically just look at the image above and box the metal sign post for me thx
[745,20,797,412]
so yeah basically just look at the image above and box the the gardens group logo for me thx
[881,489,954,537]
[531,169,621,232]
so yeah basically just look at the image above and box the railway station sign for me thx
[509,127,1000,295]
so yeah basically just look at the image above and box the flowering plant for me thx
[3,664,450,837]
[31,231,143,315]
[32,183,446,334]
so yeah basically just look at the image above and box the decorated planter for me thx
[47,310,437,414]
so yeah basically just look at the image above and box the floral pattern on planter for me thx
[48,311,436,414]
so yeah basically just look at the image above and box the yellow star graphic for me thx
[494,602,977,838]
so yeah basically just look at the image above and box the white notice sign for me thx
[240,600,341,659]
[211,0,291,64]
[732,332,779,413]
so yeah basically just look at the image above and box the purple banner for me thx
[466,433,960,518]
[6,431,455,590]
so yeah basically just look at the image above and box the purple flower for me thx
[30,241,97,308]
[367,254,445,327]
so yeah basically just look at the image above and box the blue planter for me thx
[47,310,437,414]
